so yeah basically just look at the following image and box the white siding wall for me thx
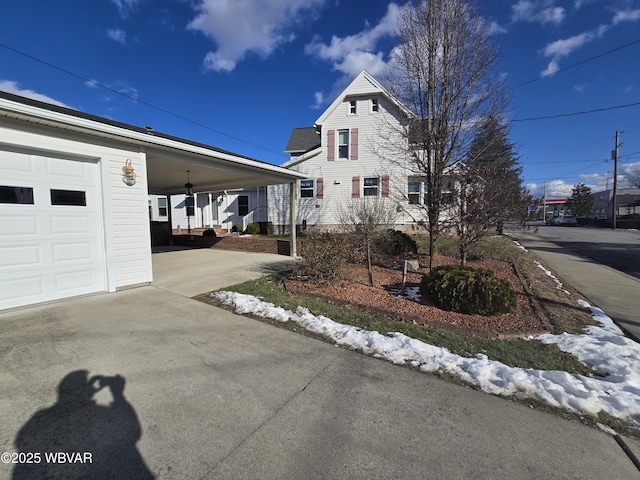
[272,75,412,230]
[0,119,153,292]
[106,150,152,289]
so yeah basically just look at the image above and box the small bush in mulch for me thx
[294,232,353,283]
[377,229,418,255]
[202,229,217,237]
[232,223,243,233]
[244,222,260,234]
[420,264,517,316]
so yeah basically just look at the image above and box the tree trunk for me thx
[366,236,374,287]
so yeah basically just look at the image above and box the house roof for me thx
[0,90,306,194]
[314,70,412,126]
[285,127,320,153]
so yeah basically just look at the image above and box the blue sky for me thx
[1,0,639,198]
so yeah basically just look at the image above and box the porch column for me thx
[167,194,174,245]
[289,182,297,257]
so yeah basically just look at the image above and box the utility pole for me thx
[542,182,547,222]
[612,131,620,230]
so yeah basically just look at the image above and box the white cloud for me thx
[540,25,608,76]
[111,0,139,18]
[489,21,507,34]
[188,0,325,72]
[304,2,404,106]
[511,0,565,25]
[573,83,587,93]
[305,2,402,76]
[107,28,126,44]
[526,180,576,198]
[311,91,325,109]
[613,9,640,24]
[0,80,71,108]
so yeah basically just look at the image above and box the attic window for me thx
[349,100,357,115]
[371,98,379,112]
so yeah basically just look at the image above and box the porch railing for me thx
[242,206,268,231]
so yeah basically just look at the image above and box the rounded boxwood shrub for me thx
[232,223,243,233]
[420,264,517,316]
[244,222,260,234]
[202,229,217,237]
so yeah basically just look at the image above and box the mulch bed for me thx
[285,255,551,338]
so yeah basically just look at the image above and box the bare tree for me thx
[337,197,396,287]
[383,0,510,267]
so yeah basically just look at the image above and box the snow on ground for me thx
[513,241,528,252]
[212,291,640,427]
[535,260,571,295]
[389,286,421,302]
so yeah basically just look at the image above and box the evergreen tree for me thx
[567,183,594,217]
[454,115,525,264]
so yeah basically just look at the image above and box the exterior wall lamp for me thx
[121,159,137,186]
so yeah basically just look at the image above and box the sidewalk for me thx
[514,232,640,343]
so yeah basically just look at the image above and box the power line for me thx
[513,100,640,122]
[515,38,640,89]
[0,41,287,158]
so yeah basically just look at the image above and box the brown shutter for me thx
[316,178,323,199]
[382,175,390,197]
[327,130,335,161]
[350,128,358,160]
[352,176,360,198]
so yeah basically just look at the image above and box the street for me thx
[532,224,640,279]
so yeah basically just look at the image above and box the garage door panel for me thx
[0,153,106,310]
[53,242,93,262]
[0,245,41,267]
[0,275,45,304]
[45,156,92,179]
[54,269,98,293]
[51,215,93,235]
[0,150,34,173]
[0,214,39,236]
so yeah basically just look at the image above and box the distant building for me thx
[592,188,640,219]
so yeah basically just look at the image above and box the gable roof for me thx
[285,127,320,153]
[314,70,412,126]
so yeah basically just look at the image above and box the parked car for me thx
[551,214,578,226]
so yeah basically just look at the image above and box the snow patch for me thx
[211,291,640,427]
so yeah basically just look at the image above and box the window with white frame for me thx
[338,129,349,159]
[157,196,167,217]
[408,179,421,204]
[300,179,314,198]
[371,98,379,112]
[407,177,429,205]
[349,100,357,115]
[363,177,379,196]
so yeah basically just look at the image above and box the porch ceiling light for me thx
[185,170,194,196]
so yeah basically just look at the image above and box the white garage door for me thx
[0,150,106,310]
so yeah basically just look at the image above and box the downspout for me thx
[289,182,297,257]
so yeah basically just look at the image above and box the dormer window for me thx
[371,98,379,112]
[349,100,357,115]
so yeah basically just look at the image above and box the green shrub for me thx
[420,265,517,316]
[244,222,260,234]
[295,232,353,283]
[378,229,418,255]
[202,229,217,237]
[232,223,243,233]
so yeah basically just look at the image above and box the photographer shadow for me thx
[13,370,154,479]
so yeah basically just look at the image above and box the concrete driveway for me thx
[1,249,639,479]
